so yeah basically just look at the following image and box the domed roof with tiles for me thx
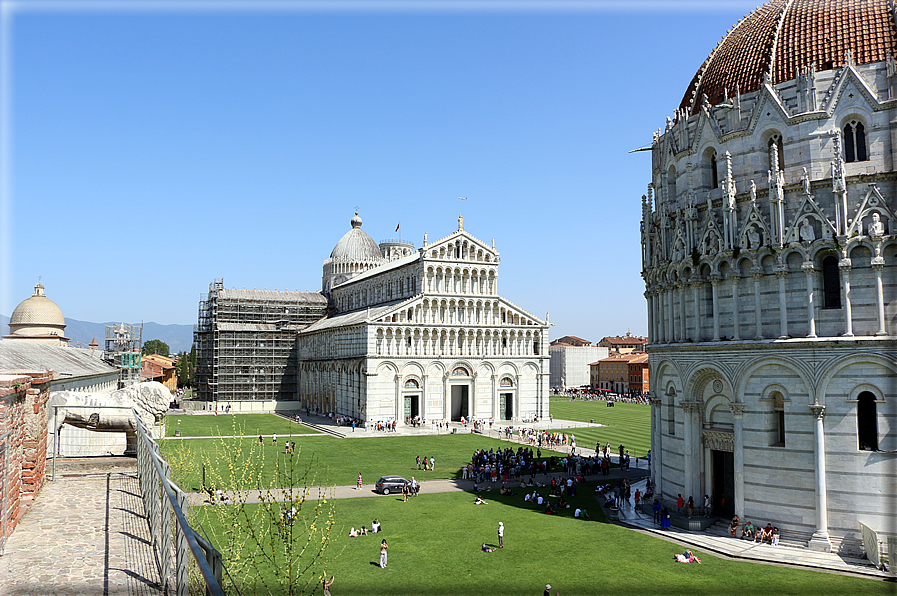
[329,213,384,263]
[680,0,897,116]
[10,281,66,327]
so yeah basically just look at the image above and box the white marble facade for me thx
[298,216,550,425]
[642,1,896,554]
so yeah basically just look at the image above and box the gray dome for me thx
[329,213,383,262]
[10,281,65,327]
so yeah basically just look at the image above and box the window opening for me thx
[857,391,878,451]
[821,256,842,309]
[844,121,867,163]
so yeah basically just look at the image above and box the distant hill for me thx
[0,315,194,354]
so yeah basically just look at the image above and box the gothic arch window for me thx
[709,151,719,189]
[770,392,785,447]
[821,255,842,309]
[767,134,785,170]
[857,391,878,451]
[843,120,867,163]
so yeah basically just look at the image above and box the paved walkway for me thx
[0,472,163,596]
[610,477,891,580]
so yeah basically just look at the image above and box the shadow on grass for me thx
[458,465,649,525]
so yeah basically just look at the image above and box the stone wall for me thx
[0,370,51,545]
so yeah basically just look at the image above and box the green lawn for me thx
[192,490,890,596]
[165,413,320,438]
[163,434,570,492]
[550,397,652,457]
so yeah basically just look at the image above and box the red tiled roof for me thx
[680,0,897,116]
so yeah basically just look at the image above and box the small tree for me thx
[170,418,338,595]
[143,339,170,357]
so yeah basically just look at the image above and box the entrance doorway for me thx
[711,450,735,517]
[403,394,420,422]
[499,392,513,420]
[450,386,469,421]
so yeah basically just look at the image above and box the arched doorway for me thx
[449,366,472,421]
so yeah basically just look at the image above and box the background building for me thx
[642,0,896,555]
[549,337,608,389]
[597,332,647,354]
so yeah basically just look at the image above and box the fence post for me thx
[175,490,190,596]
[160,459,172,594]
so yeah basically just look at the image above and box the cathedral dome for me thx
[680,0,897,116]
[329,213,383,263]
[9,281,65,327]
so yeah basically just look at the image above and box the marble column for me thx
[872,258,887,335]
[730,403,745,520]
[692,281,702,341]
[730,275,741,341]
[711,276,721,341]
[681,401,700,503]
[776,268,789,338]
[645,292,655,344]
[808,404,833,552]
[678,283,687,341]
[840,258,854,337]
[667,287,675,343]
[650,395,663,496]
[752,269,763,339]
[802,261,817,338]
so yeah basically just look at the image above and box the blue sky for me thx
[1,0,760,343]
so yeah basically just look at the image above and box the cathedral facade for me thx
[298,215,550,425]
[642,0,896,554]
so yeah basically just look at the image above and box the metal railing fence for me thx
[134,410,225,596]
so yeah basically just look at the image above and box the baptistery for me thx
[641,0,896,554]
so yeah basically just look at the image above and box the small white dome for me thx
[329,213,383,263]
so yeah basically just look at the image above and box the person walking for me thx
[497,521,504,548]
[379,539,388,568]
[356,473,363,491]
[272,433,277,445]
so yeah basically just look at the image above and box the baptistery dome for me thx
[681,0,897,115]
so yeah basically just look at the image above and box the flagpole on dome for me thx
[395,221,401,243]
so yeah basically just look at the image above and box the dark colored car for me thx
[375,476,411,495]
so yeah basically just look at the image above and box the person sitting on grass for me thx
[349,527,358,538]
[543,503,555,515]
[474,496,488,505]
[360,526,368,536]
[674,549,702,563]
[741,521,755,540]
[555,497,568,509]
[481,543,495,553]
[371,519,381,533]
[574,507,590,519]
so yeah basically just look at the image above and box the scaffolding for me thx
[103,322,143,387]
[194,279,328,402]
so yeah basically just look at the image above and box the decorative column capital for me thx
[710,275,722,286]
[729,402,745,418]
[809,404,825,420]
[729,274,741,284]
[681,400,702,413]
[801,261,815,273]
[871,258,885,270]
[775,267,789,278]
[750,267,763,280]
[838,258,852,271]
